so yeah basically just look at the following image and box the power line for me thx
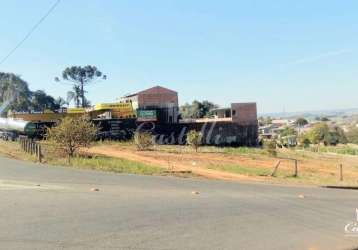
[0,0,61,66]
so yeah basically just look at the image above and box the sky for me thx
[0,0,357,114]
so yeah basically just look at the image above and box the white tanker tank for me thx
[0,118,37,137]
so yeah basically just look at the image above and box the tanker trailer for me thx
[0,118,37,139]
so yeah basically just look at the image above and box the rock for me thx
[298,194,305,199]
[192,191,200,195]
[91,188,100,192]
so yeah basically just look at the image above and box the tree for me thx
[55,96,67,107]
[180,100,218,119]
[0,73,32,113]
[279,126,297,137]
[263,139,277,157]
[330,126,348,144]
[307,123,329,144]
[31,90,59,111]
[295,118,308,127]
[301,123,347,146]
[55,65,106,108]
[46,116,97,163]
[346,127,358,144]
[66,85,85,108]
[0,72,61,114]
[186,130,202,152]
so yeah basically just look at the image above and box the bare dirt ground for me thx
[87,144,358,185]
[86,145,261,181]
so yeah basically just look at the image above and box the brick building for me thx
[120,86,179,123]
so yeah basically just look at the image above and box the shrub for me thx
[46,116,97,163]
[134,131,153,151]
[263,139,277,157]
[186,130,202,152]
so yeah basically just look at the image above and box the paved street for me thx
[0,156,357,250]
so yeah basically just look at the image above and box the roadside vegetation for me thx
[2,113,358,185]
[0,138,164,176]
[46,116,97,163]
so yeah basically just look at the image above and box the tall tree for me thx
[0,72,63,114]
[0,73,32,113]
[55,65,106,108]
[31,90,59,111]
[295,117,308,127]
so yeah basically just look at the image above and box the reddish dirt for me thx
[86,144,358,184]
[86,146,263,181]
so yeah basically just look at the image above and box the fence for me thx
[19,136,42,163]
[271,158,298,177]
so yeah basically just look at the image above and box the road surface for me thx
[0,156,357,250]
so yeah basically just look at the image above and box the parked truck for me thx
[0,118,40,139]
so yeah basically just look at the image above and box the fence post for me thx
[339,164,343,181]
[294,159,298,177]
[38,144,42,163]
[271,160,281,177]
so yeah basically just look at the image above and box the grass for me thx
[207,163,271,176]
[53,156,164,175]
[0,140,164,176]
[306,145,358,156]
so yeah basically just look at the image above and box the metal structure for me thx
[0,118,37,136]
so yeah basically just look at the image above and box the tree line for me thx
[0,65,106,115]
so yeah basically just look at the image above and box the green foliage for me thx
[302,138,311,148]
[334,126,348,143]
[299,123,347,146]
[0,73,31,113]
[31,90,60,111]
[208,164,270,176]
[306,123,329,144]
[47,116,97,161]
[279,126,297,137]
[68,156,163,175]
[186,130,202,152]
[180,100,218,119]
[134,131,153,151]
[279,135,297,148]
[306,145,358,156]
[55,65,106,108]
[346,127,358,144]
[0,72,62,114]
[295,117,308,127]
[263,139,277,157]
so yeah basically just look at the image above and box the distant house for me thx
[208,103,258,126]
[271,119,294,127]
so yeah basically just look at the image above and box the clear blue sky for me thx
[0,0,357,113]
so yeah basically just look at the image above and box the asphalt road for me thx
[0,156,357,250]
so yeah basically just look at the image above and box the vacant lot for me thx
[87,142,358,186]
[1,140,358,186]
